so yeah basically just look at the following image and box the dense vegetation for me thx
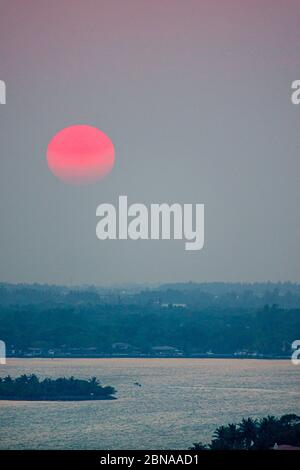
[190,414,300,450]
[0,282,299,356]
[0,304,299,356]
[2,282,300,309]
[0,374,116,400]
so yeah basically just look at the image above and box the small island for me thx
[0,374,116,401]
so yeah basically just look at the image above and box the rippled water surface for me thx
[0,358,299,449]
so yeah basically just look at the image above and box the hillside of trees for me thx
[0,282,299,356]
[1,281,300,309]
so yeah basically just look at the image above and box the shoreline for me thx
[4,355,291,360]
[0,396,116,401]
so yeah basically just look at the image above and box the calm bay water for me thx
[0,358,299,449]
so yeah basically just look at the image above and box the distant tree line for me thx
[190,414,300,450]
[1,282,300,309]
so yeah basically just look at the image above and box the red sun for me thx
[46,125,115,185]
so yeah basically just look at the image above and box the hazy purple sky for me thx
[1,0,300,285]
